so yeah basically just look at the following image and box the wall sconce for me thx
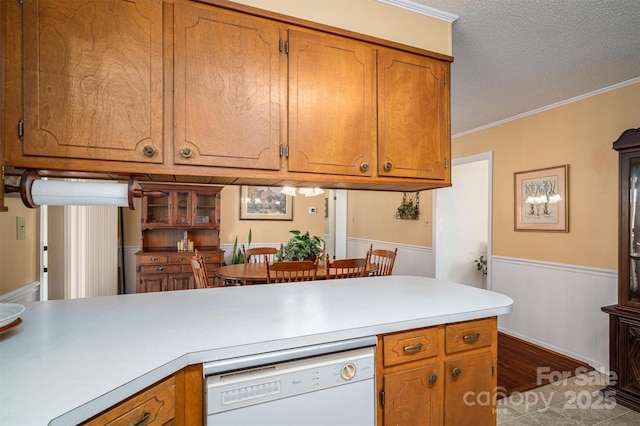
[18,170,162,209]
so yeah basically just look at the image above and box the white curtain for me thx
[64,205,118,298]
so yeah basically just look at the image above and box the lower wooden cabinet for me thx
[81,365,203,426]
[136,250,224,293]
[377,317,497,426]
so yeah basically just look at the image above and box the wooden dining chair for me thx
[190,250,210,289]
[367,244,398,276]
[243,246,279,264]
[266,260,318,283]
[325,255,368,279]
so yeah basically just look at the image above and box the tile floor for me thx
[497,372,640,425]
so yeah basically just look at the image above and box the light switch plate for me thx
[16,216,26,240]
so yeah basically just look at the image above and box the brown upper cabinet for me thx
[18,0,164,163]
[4,0,452,190]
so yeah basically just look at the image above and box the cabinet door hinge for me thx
[444,157,448,169]
[284,40,289,56]
[444,73,447,86]
[379,389,385,406]
[279,144,289,158]
[279,39,283,54]
[492,363,495,377]
[18,120,24,139]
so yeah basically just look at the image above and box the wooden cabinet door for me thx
[173,3,282,170]
[444,352,494,426]
[383,364,443,426]
[138,274,167,293]
[22,0,163,163]
[288,29,376,176]
[169,274,193,292]
[378,48,450,180]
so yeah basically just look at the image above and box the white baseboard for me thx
[0,282,41,304]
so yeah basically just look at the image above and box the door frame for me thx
[433,151,493,289]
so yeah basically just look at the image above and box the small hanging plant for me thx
[395,192,420,220]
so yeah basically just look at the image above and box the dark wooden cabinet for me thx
[603,128,640,411]
[135,183,224,293]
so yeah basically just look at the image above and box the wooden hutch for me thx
[135,183,224,293]
[602,128,640,411]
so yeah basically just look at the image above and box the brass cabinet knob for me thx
[383,161,392,172]
[142,145,156,157]
[180,147,193,158]
[360,162,369,172]
[452,367,461,377]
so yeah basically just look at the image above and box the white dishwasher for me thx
[204,336,377,426]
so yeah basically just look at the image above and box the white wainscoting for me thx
[347,238,434,277]
[492,256,617,372]
[0,282,41,304]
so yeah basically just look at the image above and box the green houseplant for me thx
[276,230,324,261]
[395,200,419,220]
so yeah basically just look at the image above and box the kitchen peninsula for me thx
[0,276,512,425]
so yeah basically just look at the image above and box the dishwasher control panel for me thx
[206,346,375,414]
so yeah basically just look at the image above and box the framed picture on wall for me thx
[239,186,293,220]
[514,164,569,232]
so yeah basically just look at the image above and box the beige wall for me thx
[231,0,452,56]
[452,82,640,270]
[0,197,39,294]
[347,190,432,246]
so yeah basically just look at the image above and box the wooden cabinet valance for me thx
[4,0,452,191]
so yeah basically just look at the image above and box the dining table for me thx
[215,262,379,285]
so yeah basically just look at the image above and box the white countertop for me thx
[0,275,512,425]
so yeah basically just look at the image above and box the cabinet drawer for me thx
[200,252,223,264]
[169,253,192,264]
[140,264,181,274]
[383,327,439,367]
[445,318,493,355]
[82,376,175,425]
[138,254,169,265]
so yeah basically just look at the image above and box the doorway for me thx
[434,152,492,289]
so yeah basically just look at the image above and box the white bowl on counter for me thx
[0,303,25,328]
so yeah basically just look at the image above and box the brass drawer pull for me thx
[462,333,481,342]
[157,267,166,272]
[429,373,438,384]
[178,256,186,261]
[360,162,369,172]
[205,256,212,261]
[403,343,423,353]
[452,367,461,377]
[383,161,392,172]
[150,257,159,262]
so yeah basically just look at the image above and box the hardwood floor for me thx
[497,332,592,396]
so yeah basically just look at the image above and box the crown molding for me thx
[377,0,458,23]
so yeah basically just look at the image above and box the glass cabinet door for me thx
[174,191,191,225]
[143,191,170,225]
[628,157,640,305]
[194,192,217,225]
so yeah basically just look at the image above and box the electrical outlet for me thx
[16,216,26,240]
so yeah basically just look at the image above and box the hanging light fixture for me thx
[18,170,162,209]
[281,186,324,197]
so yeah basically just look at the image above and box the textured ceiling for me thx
[412,0,640,136]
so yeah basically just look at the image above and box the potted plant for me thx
[276,230,324,261]
[395,200,419,220]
